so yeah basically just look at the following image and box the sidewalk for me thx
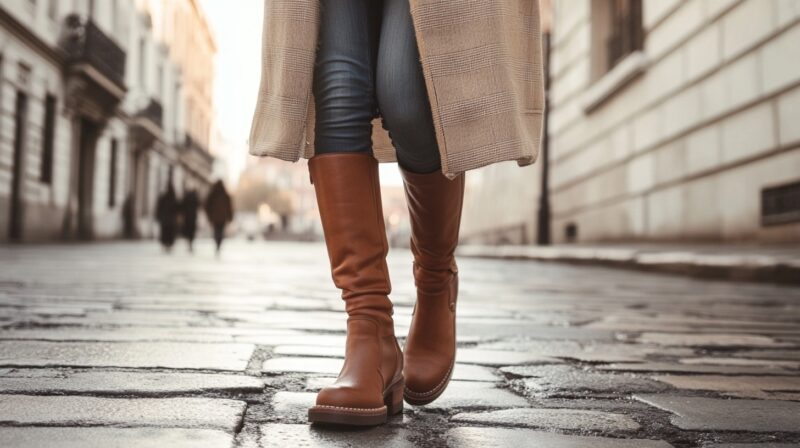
[0,240,799,447]
[458,244,800,285]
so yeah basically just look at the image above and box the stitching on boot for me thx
[311,404,386,413]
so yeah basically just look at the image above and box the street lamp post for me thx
[536,28,552,245]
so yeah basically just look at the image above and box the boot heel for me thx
[385,379,404,415]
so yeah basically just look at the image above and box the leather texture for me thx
[400,167,465,404]
[308,153,403,421]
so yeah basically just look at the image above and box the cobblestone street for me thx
[1,240,799,447]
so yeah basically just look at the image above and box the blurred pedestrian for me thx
[181,189,200,252]
[155,183,179,252]
[204,180,233,255]
[122,193,135,239]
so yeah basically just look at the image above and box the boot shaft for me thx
[309,153,393,320]
[401,169,465,272]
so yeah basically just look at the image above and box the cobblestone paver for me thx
[1,240,799,447]
[0,427,235,448]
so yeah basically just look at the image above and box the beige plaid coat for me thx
[249,0,545,178]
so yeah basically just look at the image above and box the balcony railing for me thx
[183,133,202,152]
[184,133,214,164]
[60,14,126,91]
[137,98,163,129]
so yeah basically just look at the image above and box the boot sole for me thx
[308,378,404,426]
[403,358,455,406]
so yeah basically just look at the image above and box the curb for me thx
[457,246,800,286]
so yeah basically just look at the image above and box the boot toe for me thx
[315,384,384,410]
[309,384,389,426]
[403,353,454,402]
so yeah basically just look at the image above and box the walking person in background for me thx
[204,180,234,256]
[122,193,136,239]
[181,189,200,253]
[155,183,179,253]
[250,0,544,426]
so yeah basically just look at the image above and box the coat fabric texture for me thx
[249,0,545,178]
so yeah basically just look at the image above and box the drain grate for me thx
[761,180,800,226]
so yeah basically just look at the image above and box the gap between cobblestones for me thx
[246,346,273,375]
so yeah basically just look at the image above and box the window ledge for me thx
[581,51,649,114]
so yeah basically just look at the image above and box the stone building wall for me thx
[462,0,800,244]
[548,0,800,243]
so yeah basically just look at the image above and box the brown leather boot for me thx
[400,168,465,405]
[306,153,404,426]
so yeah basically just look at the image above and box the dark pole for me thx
[536,31,552,245]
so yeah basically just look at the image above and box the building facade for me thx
[462,0,800,244]
[137,0,216,155]
[0,0,216,242]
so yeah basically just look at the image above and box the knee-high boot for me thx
[307,153,404,426]
[400,168,465,405]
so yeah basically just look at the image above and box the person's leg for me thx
[213,225,223,253]
[313,0,382,154]
[378,0,465,406]
[307,0,403,427]
[187,228,195,253]
[376,0,440,174]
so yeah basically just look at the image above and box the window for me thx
[157,62,164,100]
[590,0,643,79]
[40,95,56,184]
[138,38,147,88]
[762,180,800,226]
[108,138,118,207]
[110,0,118,31]
[17,63,32,86]
[10,90,29,241]
[174,80,181,133]
[582,0,646,111]
[607,0,643,69]
[47,0,58,20]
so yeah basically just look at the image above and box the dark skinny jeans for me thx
[313,0,440,174]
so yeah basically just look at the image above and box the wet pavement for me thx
[0,240,799,447]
